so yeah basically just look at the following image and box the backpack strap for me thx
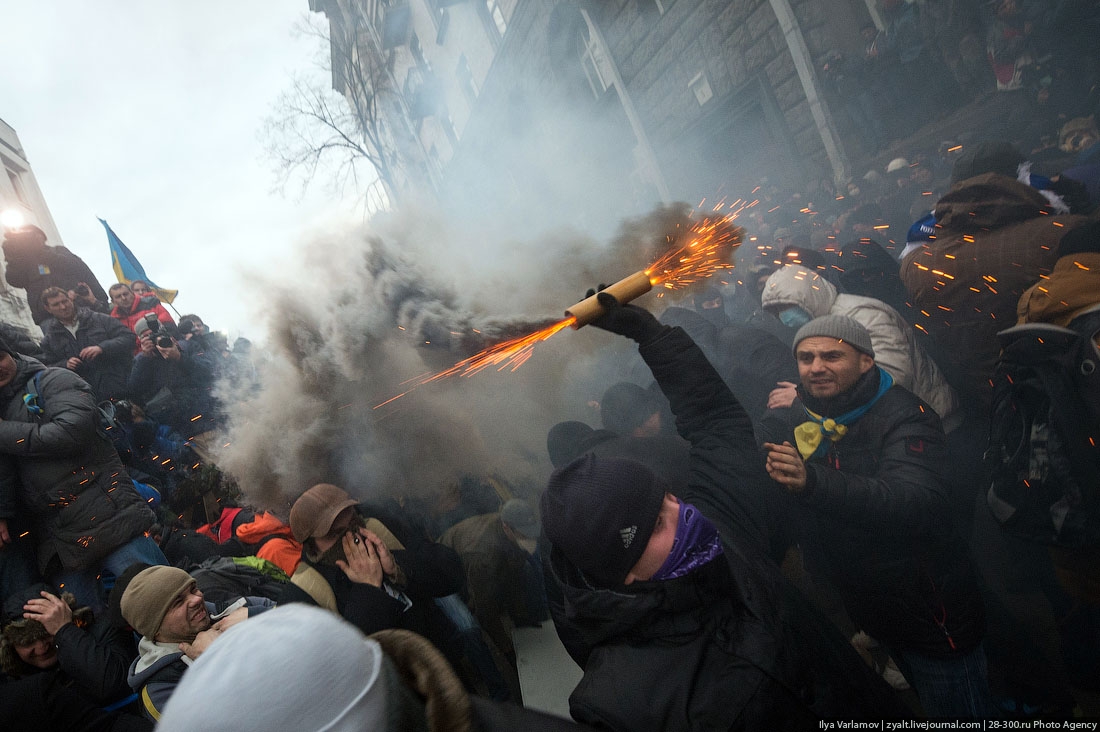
[23,371,45,417]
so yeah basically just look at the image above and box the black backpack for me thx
[985,305,1100,547]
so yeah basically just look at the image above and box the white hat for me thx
[885,157,910,173]
[156,604,390,731]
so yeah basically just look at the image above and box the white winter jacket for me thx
[761,265,960,428]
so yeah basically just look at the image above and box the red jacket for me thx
[111,295,175,352]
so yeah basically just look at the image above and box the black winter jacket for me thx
[40,309,134,402]
[52,618,137,704]
[758,369,985,658]
[2,240,108,325]
[126,339,218,436]
[548,326,904,731]
[0,357,153,572]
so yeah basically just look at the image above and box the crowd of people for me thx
[819,0,1098,158]
[1,22,1100,730]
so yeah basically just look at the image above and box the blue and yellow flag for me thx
[99,218,178,304]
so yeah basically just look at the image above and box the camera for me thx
[156,334,174,349]
[143,312,160,334]
[75,283,90,297]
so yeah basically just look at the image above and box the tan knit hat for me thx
[120,566,195,639]
[289,483,358,543]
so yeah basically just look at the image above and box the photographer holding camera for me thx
[126,315,219,439]
[108,282,176,353]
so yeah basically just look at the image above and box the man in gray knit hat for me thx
[759,314,991,718]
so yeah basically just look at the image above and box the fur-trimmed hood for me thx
[1,587,91,678]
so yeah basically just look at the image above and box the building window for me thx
[428,144,443,176]
[456,54,478,104]
[4,165,27,206]
[410,32,429,71]
[434,8,450,44]
[440,112,459,146]
[689,72,713,106]
[485,0,507,36]
[578,29,611,99]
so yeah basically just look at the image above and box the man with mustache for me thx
[120,566,271,721]
[760,315,990,717]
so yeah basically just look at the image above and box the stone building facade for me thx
[322,0,883,231]
[0,118,59,335]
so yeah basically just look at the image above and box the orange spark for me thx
[644,215,741,291]
[376,216,741,410]
[374,317,577,409]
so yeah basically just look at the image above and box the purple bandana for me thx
[650,501,724,581]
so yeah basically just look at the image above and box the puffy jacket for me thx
[547,326,905,730]
[0,357,153,572]
[39,308,134,402]
[126,339,218,436]
[763,264,960,427]
[900,173,1091,414]
[758,369,985,658]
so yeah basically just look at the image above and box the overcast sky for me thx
[1,2,359,340]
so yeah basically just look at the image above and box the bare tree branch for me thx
[262,9,401,209]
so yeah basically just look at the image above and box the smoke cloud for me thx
[215,203,697,514]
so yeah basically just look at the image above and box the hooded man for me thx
[759,315,990,717]
[119,565,271,721]
[0,336,162,612]
[900,141,1092,415]
[288,483,473,685]
[1,583,134,705]
[762,264,959,428]
[541,292,904,730]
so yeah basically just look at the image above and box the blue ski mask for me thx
[779,307,813,330]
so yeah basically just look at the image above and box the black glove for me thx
[588,290,664,345]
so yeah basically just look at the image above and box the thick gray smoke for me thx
[215,203,696,513]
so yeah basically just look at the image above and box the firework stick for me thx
[565,270,654,329]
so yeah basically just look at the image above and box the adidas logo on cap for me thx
[620,525,637,548]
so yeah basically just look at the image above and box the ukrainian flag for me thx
[100,218,178,304]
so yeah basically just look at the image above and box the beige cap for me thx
[289,483,358,542]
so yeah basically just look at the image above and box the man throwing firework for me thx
[541,292,905,730]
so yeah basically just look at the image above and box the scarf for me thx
[650,501,724,581]
[794,367,894,461]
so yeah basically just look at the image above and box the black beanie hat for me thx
[542,454,666,587]
[0,335,15,358]
[546,421,595,469]
[1058,221,1100,258]
[950,141,1024,184]
[600,383,658,436]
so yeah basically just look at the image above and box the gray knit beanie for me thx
[793,315,875,358]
